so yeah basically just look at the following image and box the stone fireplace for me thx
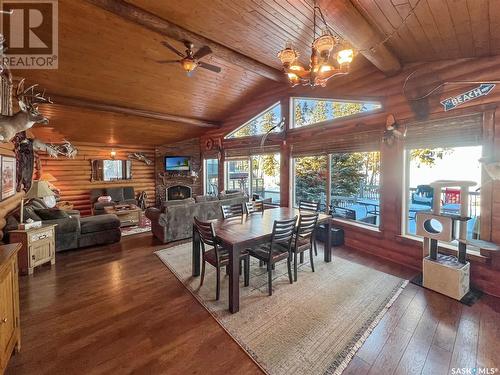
[166,185,192,201]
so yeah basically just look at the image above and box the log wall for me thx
[207,55,500,297]
[39,143,156,216]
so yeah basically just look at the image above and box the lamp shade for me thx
[40,172,57,182]
[25,180,55,200]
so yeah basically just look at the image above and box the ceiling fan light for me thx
[181,58,198,72]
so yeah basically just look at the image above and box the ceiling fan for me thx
[157,40,222,75]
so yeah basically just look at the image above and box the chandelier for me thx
[277,1,354,87]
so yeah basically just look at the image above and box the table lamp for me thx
[20,180,56,224]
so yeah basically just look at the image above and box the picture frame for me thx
[1,156,16,200]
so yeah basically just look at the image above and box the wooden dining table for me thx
[192,207,333,313]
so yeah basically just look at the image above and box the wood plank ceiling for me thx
[15,0,500,146]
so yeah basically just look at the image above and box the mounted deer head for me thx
[0,79,52,142]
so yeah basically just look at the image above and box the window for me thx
[204,159,219,195]
[404,146,482,241]
[330,152,380,227]
[252,153,280,204]
[293,156,327,210]
[225,102,282,139]
[224,154,281,204]
[103,160,131,181]
[292,97,381,128]
[225,159,250,194]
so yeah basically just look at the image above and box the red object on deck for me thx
[444,188,461,204]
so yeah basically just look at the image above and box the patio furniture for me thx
[411,184,434,207]
[194,217,250,301]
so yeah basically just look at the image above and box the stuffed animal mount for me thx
[33,139,78,158]
[0,79,52,143]
[128,152,152,165]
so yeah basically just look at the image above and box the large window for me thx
[330,152,380,226]
[225,159,250,194]
[225,154,281,204]
[225,103,282,139]
[292,97,381,128]
[293,156,327,210]
[204,159,219,195]
[252,153,280,204]
[404,146,482,241]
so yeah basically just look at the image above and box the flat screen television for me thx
[164,156,191,172]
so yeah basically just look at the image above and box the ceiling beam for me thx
[319,0,401,76]
[86,0,286,83]
[49,95,220,128]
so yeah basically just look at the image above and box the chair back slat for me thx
[221,203,244,218]
[193,216,216,246]
[271,217,297,246]
[299,200,319,212]
[245,200,264,214]
[297,212,319,237]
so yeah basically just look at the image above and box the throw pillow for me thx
[34,208,70,220]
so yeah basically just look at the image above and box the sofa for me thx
[145,192,248,243]
[5,198,121,252]
[90,186,138,215]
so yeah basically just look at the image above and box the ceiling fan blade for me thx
[198,61,222,73]
[156,60,181,64]
[161,41,185,57]
[193,45,212,60]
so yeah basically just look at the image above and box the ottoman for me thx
[78,214,121,248]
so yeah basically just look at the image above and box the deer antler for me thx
[16,79,52,109]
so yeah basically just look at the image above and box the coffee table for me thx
[104,204,141,227]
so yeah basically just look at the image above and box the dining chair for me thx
[299,200,320,212]
[245,200,264,214]
[290,212,319,282]
[247,216,297,296]
[194,217,250,300]
[221,203,244,219]
[299,200,320,255]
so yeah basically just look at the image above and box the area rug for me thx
[120,216,151,236]
[155,243,407,375]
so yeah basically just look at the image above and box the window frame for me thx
[224,101,282,139]
[224,154,281,205]
[289,96,384,130]
[203,158,219,196]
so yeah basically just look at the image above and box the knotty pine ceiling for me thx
[17,0,500,146]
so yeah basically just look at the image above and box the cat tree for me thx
[415,180,476,300]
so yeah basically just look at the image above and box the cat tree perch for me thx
[416,180,476,300]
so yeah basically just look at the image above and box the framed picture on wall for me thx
[1,156,16,200]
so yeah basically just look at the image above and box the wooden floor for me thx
[5,233,500,375]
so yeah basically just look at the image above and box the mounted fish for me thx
[0,79,52,143]
[128,152,152,165]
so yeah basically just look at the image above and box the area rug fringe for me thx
[324,279,409,375]
[155,247,408,375]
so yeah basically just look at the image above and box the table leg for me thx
[324,219,332,263]
[192,225,201,277]
[228,243,240,313]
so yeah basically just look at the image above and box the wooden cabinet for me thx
[10,225,56,275]
[0,243,21,375]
